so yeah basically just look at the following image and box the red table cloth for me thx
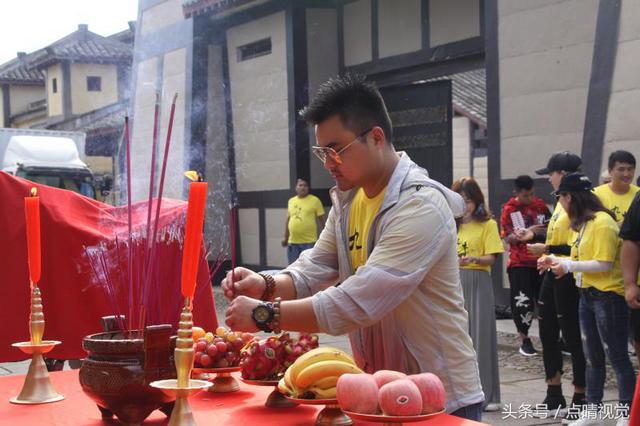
[0,371,489,425]
[0,172,218,362]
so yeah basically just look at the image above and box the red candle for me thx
[180,181,208,300]
[24,187,41,287]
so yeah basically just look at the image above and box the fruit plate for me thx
[191,366,241,393]
[343,409,446,425]
[285,396,353,426]
[240,378,297,408]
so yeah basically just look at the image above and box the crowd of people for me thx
[221,73,639,425]
[456,149,639,425]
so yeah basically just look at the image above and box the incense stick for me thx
[124,115,133,331]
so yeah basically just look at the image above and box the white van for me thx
[2,135,96,198]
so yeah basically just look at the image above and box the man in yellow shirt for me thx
[593,150,638,225]
[282,178,326,264]
[222,74,483,420]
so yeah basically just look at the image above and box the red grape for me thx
[196,341,207,353]
[215,341,227,354]
[206,344,218,357]
[200,354,212,367]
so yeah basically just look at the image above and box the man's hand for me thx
[625,284,640,310]
[281,239,288,247]
[527,243,548,257]
[221,267,265,301]
[224,295,260,332]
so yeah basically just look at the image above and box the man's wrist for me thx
[258,273,276,301]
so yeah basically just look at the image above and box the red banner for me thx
[0,172,218,362]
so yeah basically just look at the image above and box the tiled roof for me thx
[28,25,132,69]
[0,54,44,84]
[425,68,486,127]
[0,24,132,84]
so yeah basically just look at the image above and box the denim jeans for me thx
[286,243,314,264]
[450,402,483,421]
[579,287,636,405]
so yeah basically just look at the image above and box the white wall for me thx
[452,116,471,181]
[140,0,184,36]
[378,0,421,58]
[498,0,598,178]
[429,0,480,46]
[227,11,289,192]
[159,48,187,200]
[266,208,288,268]
[602,0,640,171]
[239,208,260,265]
[131,56,158,201]
[343,0,372,66]
[306,8,339,190]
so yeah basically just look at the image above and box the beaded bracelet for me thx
[258,273,276,301]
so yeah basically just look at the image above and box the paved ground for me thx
[2,288,637,425]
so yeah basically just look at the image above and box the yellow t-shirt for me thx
[545,203,572,255]
[568,211,623,295]
[348,187,386,273]
[287,194,325,244]
[593,183,640,224]
[457,219,504,273]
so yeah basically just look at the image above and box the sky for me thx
[0,0,139,64]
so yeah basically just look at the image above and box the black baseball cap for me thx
[535,151,582,175]
[555,172,592,194]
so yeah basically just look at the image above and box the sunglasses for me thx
[311,128,373,165]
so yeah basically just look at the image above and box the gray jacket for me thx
[282,152,484,412]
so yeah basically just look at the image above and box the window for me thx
[52,78,57,93]
[87,76,102,92]
[237,38,271,62]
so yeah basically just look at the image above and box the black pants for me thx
[507,267,541,336]
[538,271,586,387]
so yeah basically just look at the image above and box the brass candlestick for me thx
[10,286,64,404]
[151,298,210,425]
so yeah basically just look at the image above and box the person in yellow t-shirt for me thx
[593,150,638,225]
[282,178,325,264]
[452,177,503,412]
[525,152,587,417]
[540,173,636,413]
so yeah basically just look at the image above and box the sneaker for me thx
[562,395,586,424]
[483,403,501,412]
[519,338,537,356]
[543,391,566,410]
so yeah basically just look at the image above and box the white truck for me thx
[0,128,98,198]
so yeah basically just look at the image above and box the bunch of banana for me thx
[277,347,363,399]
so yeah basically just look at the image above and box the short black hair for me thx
[296,177,309,185]
[299,74,393,143]
[608,150,636,169]
[514,175,534,191]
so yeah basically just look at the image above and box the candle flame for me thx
[184,171,201,182]
[30,187,37,197]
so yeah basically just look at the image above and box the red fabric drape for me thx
[0,172,218,362]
